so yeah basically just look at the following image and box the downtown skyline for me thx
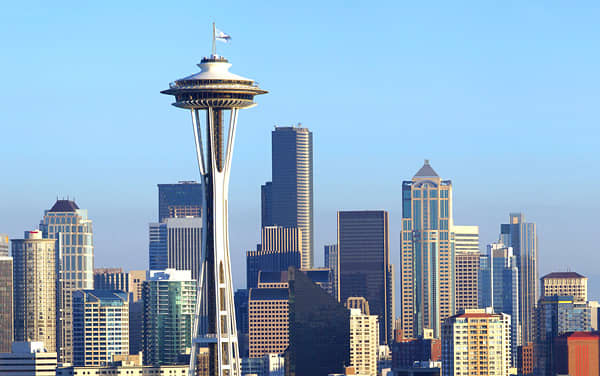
[1,0,599,305]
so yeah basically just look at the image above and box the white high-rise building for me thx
[349,308,379,376]
[39,199,93,363]
[442,308,511,376]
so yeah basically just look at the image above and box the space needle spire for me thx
[161,29,267,376]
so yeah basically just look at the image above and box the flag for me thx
[215,28,231,43]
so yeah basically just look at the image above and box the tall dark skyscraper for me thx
[266,126,313,269]
[338,210,392,344]
[500,213,537,346]
[157,181,202,222]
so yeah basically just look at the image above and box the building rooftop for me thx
[414,159,439,178]
[542,272,586,279]
[49,199,79,212]
[249,288,289,301]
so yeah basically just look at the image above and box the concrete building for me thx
[269,125,314,269]
[149,217,203,279]
[400,160,454,339]
[246,226,303,289]
[500,213,537,346]
[324,244,339,300]
[142,269,196,365]
[57,363,188,376]
[248,287,289,357]
[441,309,511,376]
[349,308,379,376]
[0,255,13,353]
[453,225,479,312]
[516,343,534,376]
[11,230,56,352]
[0,233,8,256]
[0,342,57,376]
[553,331,600,376]
[541,271,587,302]
[72,290,129,366]
[157,181,202,222]
[339,210,393,344]
[39,199,93,363]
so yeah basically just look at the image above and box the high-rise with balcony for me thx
[72,290,129,366]
[268,125,313,269]
[12,230,57,353]
[142,269,196,366]
[338,210,392,344]
[500,213,537,346]
[39,199,93,363]
[157,181,202,222]
[349,305,379,376]
[400,160,454,339]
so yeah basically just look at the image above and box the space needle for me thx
[161,25,267,376]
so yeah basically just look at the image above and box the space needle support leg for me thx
[189,109,208,376]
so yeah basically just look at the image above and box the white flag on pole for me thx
[215,29,232,43]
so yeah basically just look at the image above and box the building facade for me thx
[149,217,202,279]
[39,199,93,363]
[324,244,338,300]
[454,225,479,312]
[0,233,8,256]
[142,269,196,365]
[248,287,289,357]
[0,342,57,376]
[338,210,392,344]
[72,290,129,366]
[349,308,379,376]
[553,331,600,376]
[400,160,454,339]
[441,309,511,376]
[0,255,13,353]
[157,181,202,222]
[500,213,537,345]
[269,125,314,269]
[541,272,587,302]
[488,241,520,363]
[12,230,56,352]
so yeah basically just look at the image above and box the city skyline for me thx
[1,1,600,305]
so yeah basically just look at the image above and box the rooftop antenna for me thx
[212,22,216,56]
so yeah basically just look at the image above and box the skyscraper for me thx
[158,181,202,222]
[500,213,537,346]
[148,217,202,279]
[324,244,338,300]
[39,199,93,363]
[72,290,129,366]
[400,160,454,339]
[246,226,302,289]
[0,233,8,256]
[142,269,196,366]
[338,210,392,344]
[349,307,379,376]
[269,125,313,269]
[0,255,13,353]
[488,241,520,363]
[261,182,273,227]
[478,253,491,308]
[12,230,57,352]
[541,272,587,302]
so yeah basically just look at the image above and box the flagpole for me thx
[212,22,216,56]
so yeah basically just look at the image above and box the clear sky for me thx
[1,1,599,301]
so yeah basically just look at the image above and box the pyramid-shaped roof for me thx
[414,159,439,178]
[49,199,79,212]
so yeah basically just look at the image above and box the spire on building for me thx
[413,159,439,178]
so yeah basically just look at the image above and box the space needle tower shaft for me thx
[162,47,267,376]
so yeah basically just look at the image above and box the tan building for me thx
[400,160,454,338]
[261,226,304,257]
[454,252,480,312]
[248,286,289,358]
[541,272,587,302]
[0,342,57,376]
[349,308,379,376]
[12,231,57,352]
[441,309,511,376]
[346,297,370,315]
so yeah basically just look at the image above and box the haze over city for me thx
[1,0,599,304]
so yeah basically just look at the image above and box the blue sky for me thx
[1,1,599,299]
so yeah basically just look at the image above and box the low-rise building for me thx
[0,342,57,376]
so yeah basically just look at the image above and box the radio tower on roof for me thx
[161,29,267,376]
